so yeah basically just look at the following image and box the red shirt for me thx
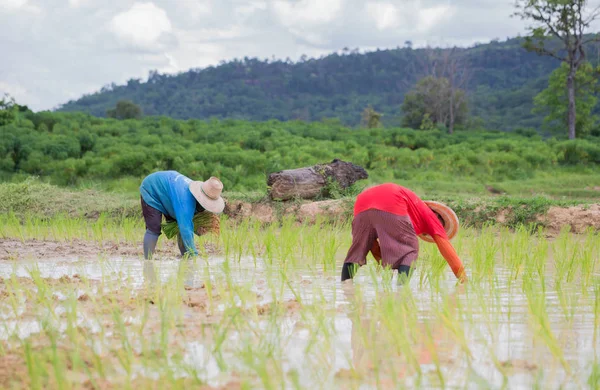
[354,183,448,239]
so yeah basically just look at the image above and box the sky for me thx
[0,0,531,111]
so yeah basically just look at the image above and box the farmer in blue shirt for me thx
[140,171,225,259]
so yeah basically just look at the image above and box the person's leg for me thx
[397,265,411,285]
[143,230,159,260]
[141,197,164,260]
[342,211,377,282]
[372,211,419,280]
[177,233,186,256]
[341,262,359,281]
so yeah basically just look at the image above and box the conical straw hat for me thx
[189,176,225,214]
[419,201,459,243]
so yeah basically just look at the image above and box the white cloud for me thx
[235,1,267,17]
[109,2,173,51]
[141,52,180,75]
[182,0,211,20]
[0,0,41,13]
[367,2,453,33]
[0,80,28,103]
[0,0,541,111]
[189,26,248,41]
[1,0,28,9]
[271,0,344,45]
[272,0,343,26]
[366,2,399,30]
[417,5,454,33]
[68,0,89,7]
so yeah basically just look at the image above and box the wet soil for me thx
[0,238,220,262]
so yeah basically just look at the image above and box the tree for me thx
[441,48,471,134]
[534,61,599,136]
[0,94,17,126]
[400,47,470,134]
[514,0,600,139]
[401,76,468,130]
[361,106,383,128]
[106,100,143,120]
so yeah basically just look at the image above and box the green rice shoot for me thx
[161,211,220,239]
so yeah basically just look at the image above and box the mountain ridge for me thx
[57,37,570,130]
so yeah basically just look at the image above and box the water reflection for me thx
[339,282,463,385]
[0,255,597,388]
[142,260,157,286]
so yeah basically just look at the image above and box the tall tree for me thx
[0,94,17,126]
[401,47,470,134]
[514,0,600,139]
[441,48,471,134]
[533,61,599,136]
[106,100,143,120]
[401,76,468,130]
[361,106,383,128]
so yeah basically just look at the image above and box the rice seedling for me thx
[0,213,598,389]
[161,211,220,239]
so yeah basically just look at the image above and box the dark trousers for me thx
[344,209,419,270]
[141,197,174,235]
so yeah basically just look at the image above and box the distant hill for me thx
[57,37,572,130]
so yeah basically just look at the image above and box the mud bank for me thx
[224,199,600,234]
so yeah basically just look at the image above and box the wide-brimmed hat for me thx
[419,201,459,243]
[189,176,225,214]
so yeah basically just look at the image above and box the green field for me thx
[2,111,600,389]
[0,215,599,389]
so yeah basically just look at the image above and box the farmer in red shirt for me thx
[341,183,467,283]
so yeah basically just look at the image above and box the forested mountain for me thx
[57,37,592,130]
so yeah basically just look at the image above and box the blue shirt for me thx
[140,171,198,255]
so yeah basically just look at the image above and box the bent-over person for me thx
[140,171,224,259]
[341,183,467,283]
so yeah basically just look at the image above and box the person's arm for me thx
[170,189,198,257]
[176,213,197,256]
[432,234,467,282]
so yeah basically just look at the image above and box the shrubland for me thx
[1,112,599,200]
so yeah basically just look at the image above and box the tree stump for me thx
[267,159,368,201]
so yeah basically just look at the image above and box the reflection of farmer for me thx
[341,183,467,283]
[140,171,225,259]
[341,284,462,380]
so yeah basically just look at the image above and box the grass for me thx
[0,173,597,388]
[0,212,599,389]
[1,178,596,233]
[0,177,139,219]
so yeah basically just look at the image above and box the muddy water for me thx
[0,255,598,389]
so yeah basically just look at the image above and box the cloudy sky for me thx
[1,0,529,111]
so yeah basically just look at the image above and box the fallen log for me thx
[267,159,368,201]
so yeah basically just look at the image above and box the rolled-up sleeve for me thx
[433,235,466,281]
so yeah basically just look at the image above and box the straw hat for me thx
[419,201,459,243]
[189,176,225,214]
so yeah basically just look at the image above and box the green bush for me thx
[0,111,599,194]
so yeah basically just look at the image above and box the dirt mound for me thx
[297,199,351,223]
[224,198,352,224]
[224,200,276,223]
[225,198,600,235]
[539,204,600,234]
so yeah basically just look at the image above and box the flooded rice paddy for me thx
[0,220,599,389]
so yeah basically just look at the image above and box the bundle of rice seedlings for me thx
[161,211,221,239]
